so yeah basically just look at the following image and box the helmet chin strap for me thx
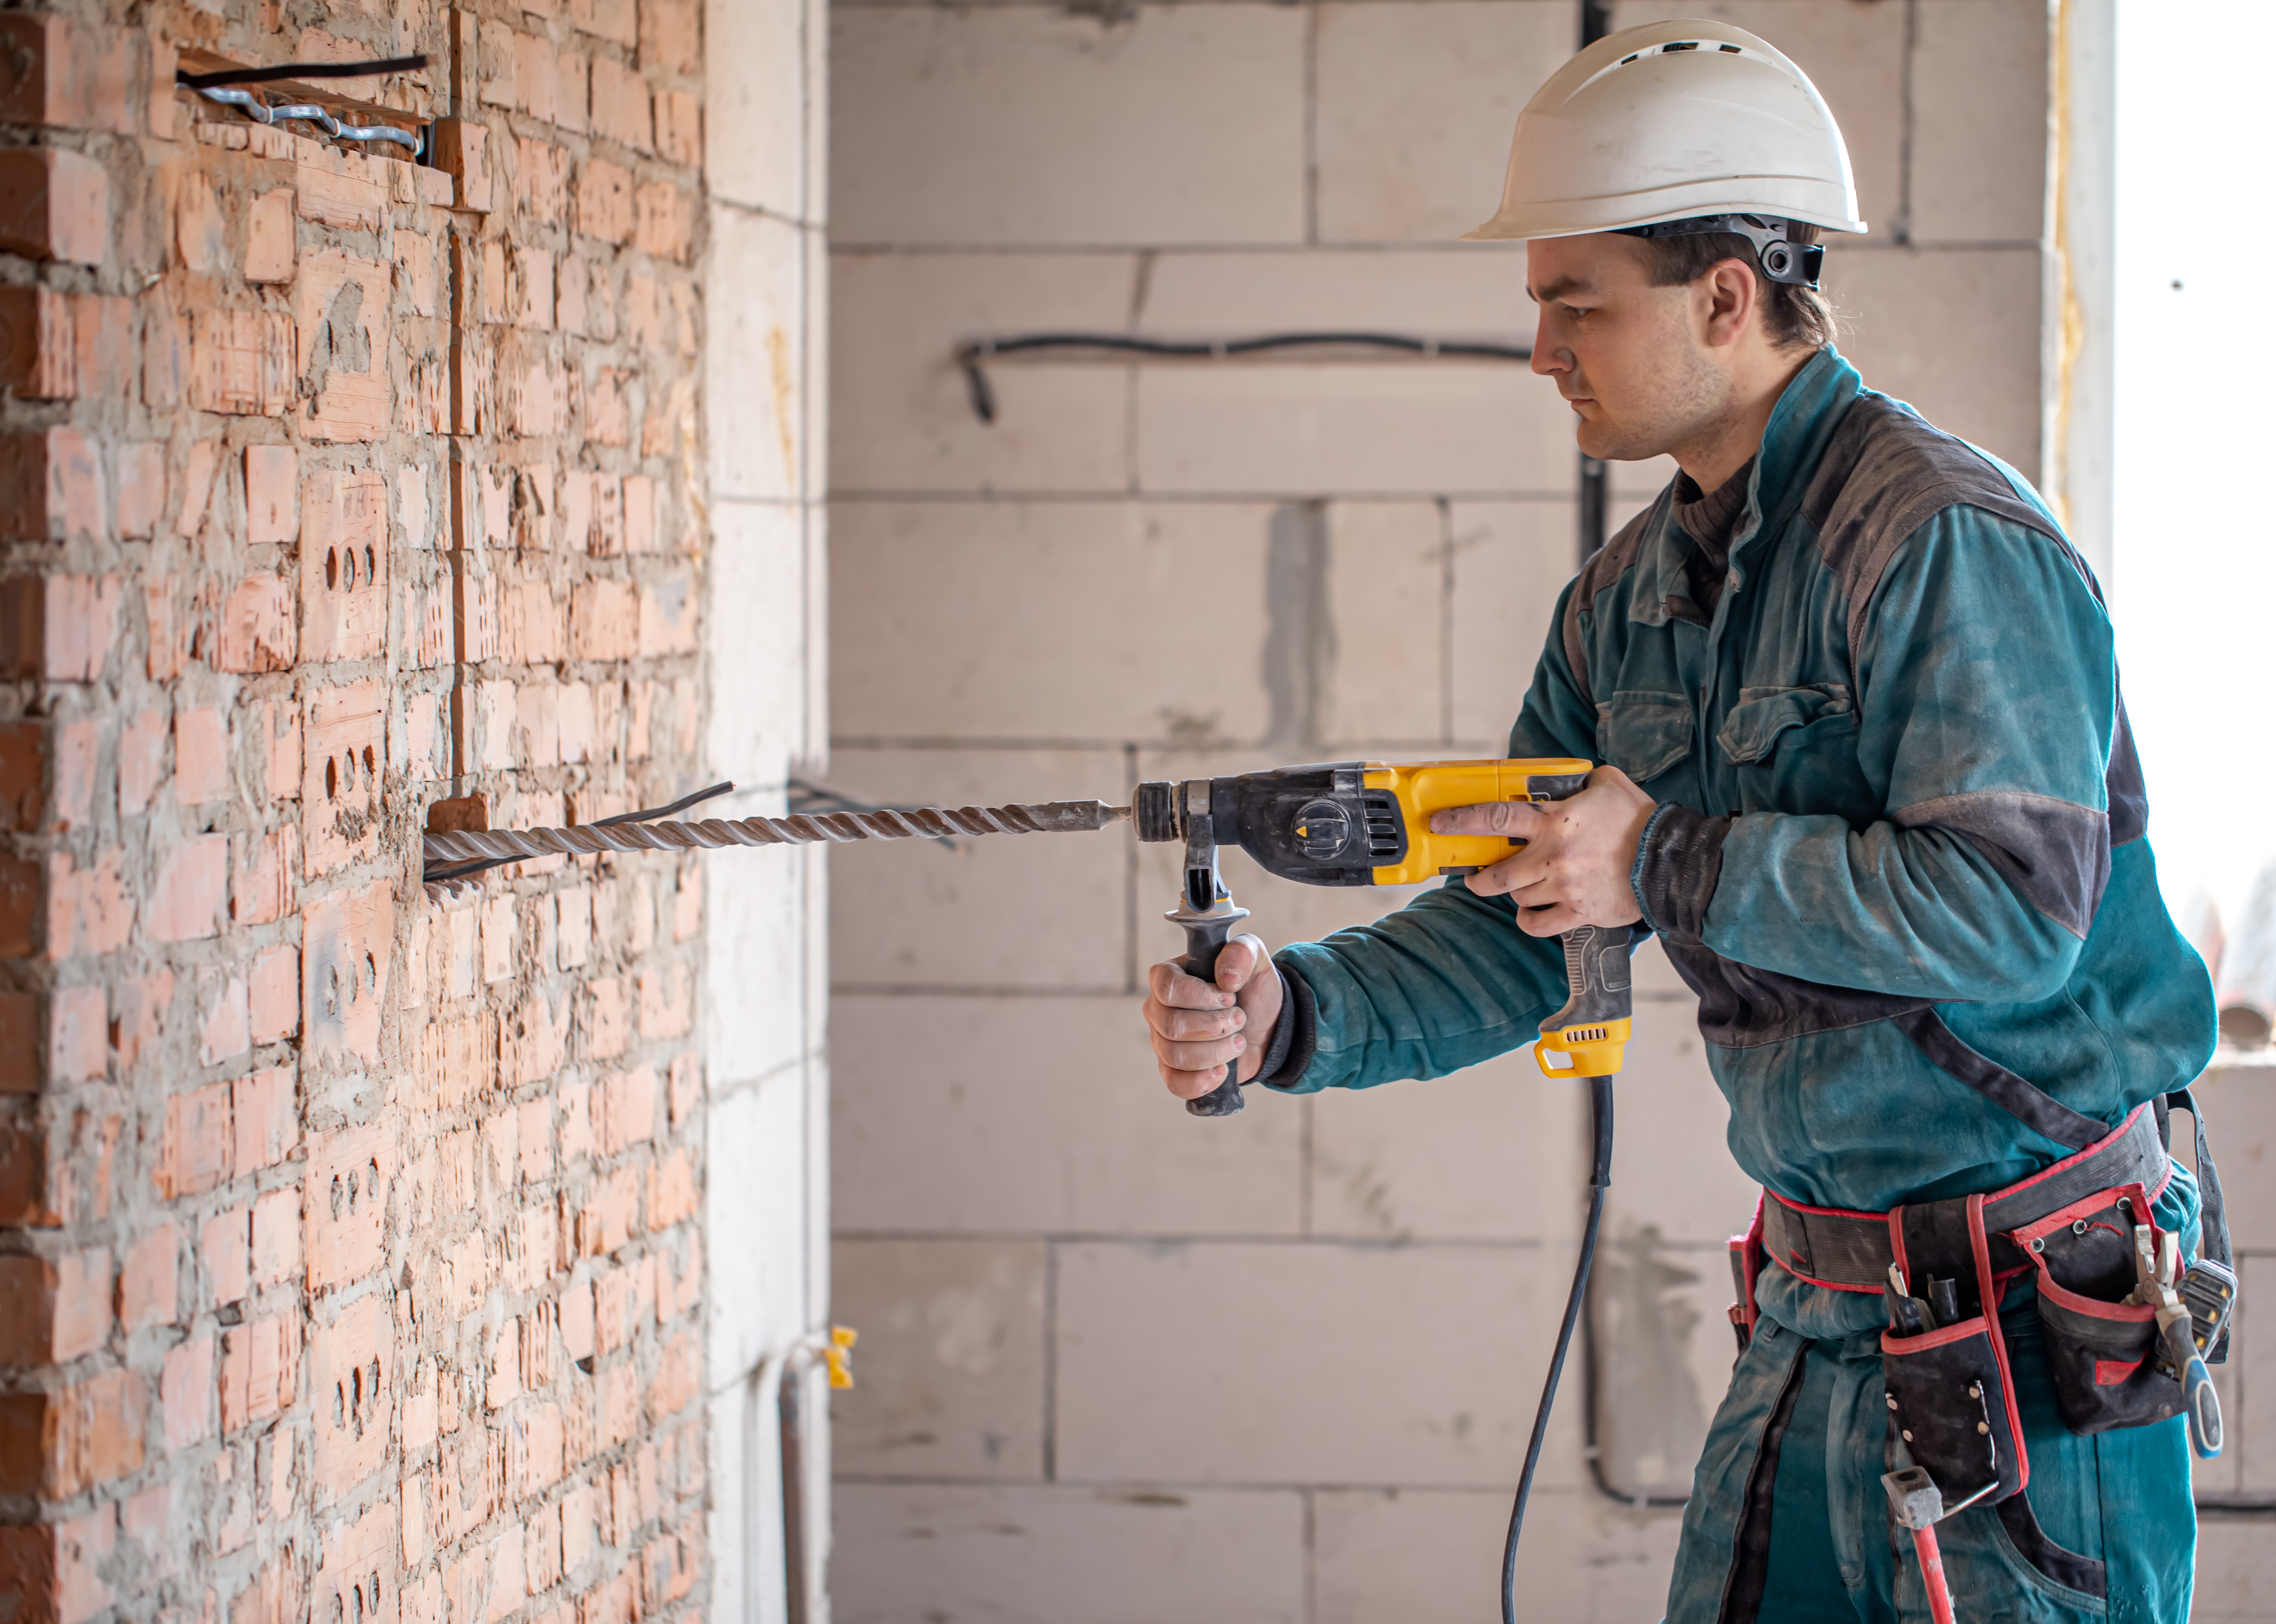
[1616,214,1828,290]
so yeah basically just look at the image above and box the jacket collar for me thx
[1628,345,1863,625]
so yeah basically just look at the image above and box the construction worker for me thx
[1140,20,2218,1623]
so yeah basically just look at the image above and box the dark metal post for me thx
[1577,0,1612,566]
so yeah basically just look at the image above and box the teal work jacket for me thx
[1260,347,2216,1216]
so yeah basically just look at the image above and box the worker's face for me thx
[1524,235,1742,463]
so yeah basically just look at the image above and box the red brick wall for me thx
[0,9,715,1624]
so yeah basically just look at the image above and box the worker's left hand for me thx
[1430,766,1655,936]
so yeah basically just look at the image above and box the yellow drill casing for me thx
[1358,757,1626,1080]
[1361,758,1597,887]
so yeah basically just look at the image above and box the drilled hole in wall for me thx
[326,756,338,798]
[364,544,376,584]
[326,547,339,590]
[344,548,358,591]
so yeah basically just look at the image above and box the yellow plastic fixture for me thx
[1363,758,1595,887]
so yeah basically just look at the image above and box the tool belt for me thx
[1727,1088,2235,1506]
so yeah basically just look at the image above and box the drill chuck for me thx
[1134,779,1181,844]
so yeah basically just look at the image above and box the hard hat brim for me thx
[1462,185,1868,244]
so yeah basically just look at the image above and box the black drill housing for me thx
[1133,763,1409,884]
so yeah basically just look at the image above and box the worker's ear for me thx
[1696,258,1759,349]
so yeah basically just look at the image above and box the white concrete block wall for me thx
[705,0,833,1617]
[823,1,2149,1617]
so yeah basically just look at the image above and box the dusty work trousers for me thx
[1662,1301,2197,1624]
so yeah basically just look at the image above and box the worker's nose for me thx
[1530,337,1572,378]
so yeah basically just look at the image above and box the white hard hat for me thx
[1463,18,1867,245]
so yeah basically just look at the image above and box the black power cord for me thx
[176,55,429,90]
[954,333,1532,425]
[1503,1073,1616,1624]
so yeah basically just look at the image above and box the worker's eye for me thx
[1562,303,1593,319]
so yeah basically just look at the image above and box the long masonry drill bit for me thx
[422,797,1130,895]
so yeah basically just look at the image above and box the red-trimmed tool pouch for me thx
[2011,1182,2184,1435]
[1881,1193,2028,1504]
[1726,1196,1765,1353]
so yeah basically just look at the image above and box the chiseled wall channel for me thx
[824,0,2270,1616]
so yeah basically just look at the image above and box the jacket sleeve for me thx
[1634,506,2116,1003]
[1261,582,1591,1093]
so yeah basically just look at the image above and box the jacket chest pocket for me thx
[1596,691,1696,785]
[1714,684,1872,816]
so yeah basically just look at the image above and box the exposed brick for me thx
[640,0,701,75]
[46,849,130,961]
[228,1551,300,1624]
[0,1255,55,1366]
[0,993,33,1093]
[0,149,108,265]
[244,188,295,283]
[294,142,385,232]
[198,973,249,1066]
[0,15,125,130]
[187,309,293,416]
[232,825,296,929]
[232,1067,296,1176]
[647,1149,695,1230]
[589,58,652,151]
[117,1225,176,1333]
[47,984,102,1085]
[116,441,163,538]
[40,573,121,681]
[0,1368,146,1496]
[655,89,700,168]
[249,1188,300,1288]
[0,1126,51,1225]
[154,1082,230,1200]
[432,118,491,214]
[569,580,636,660]
[304,1118,393,1292]
[249,946,299,1044]
[244,445,299,547]
[217,1313,297,1434]
[575,159,634,244]
[301,470,388,660]
[174,707,228,805]
[147,833,227,943]
[159,1333,212,1448]
[633,181,694,262]
[202,1206,249,1307]
[302,685,386,874]
[48,719,90,831]
[0,428,102,540]
[217,573,297,672]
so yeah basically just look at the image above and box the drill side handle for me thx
[1181,913,1246,1117]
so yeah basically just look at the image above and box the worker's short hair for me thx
[1625,221,1837,352]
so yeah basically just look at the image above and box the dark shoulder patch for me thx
[1562,489,1666,712]
[1803,392,2080,684]
[1808,393,2149,843]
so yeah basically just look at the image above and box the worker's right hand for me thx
[1141,936,1282,1101]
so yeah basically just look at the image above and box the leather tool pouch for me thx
[1881,1194,2028,1504]
[2012,1181,2184,1435]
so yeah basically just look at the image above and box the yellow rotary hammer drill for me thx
[1132,756,1636,1115]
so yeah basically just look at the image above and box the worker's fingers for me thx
[1151,1030,1246,1083]
[1514,900,1583,937]
[1213,934,1270,993]
[1148,958,1233,1008]
[1159,1058,1236,1101]
[1464,844,1554,899]
[1142,994,1246,1044]
[1429,799,1547,839]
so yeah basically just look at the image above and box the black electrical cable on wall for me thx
[954,332,1533,425]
